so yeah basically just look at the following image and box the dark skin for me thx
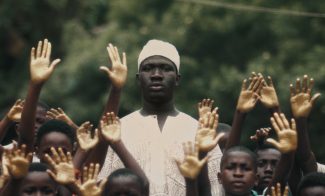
[218,151,257,196]
[300,186,325,196]
[105,176,145,196]
[137,56,180,131]
[255,148,281,194]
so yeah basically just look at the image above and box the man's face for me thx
[18,172,57,196]
[218,151,257,195]
[256,148,281,190]
[137,56,180,104]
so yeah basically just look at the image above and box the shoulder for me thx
[120,110,142,122]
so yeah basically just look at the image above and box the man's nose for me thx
[234,168,244,177]
[150,68,163,79]
[265,163,273,173]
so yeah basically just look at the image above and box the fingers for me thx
[284,185,289,196]
[241,79,247,91]
[307,78,314,95]
[280,113,290,129]
[302,75,308,93]
[290,118,296,131]
[36,40,42,58]
[99,178,107,190]
[99,66,112,77]
[122,52,127,66]
[213,132,225,146]
[83,165,88,182]
[289,84,295,97]
[46,40,52,60]
[47,169,57,181]
[199,155,210,167]
[295,78,301,94]
[49,58,61,70]
[31,47,36,61]
[45,154,56,169]
[272,113,284,131]
[267,76,274,87]
[41,39,48,58]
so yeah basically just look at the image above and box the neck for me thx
[141,99,178,116]
[225,192,251,196]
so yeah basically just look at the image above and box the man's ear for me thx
[175,74,181,86]
[217,172,222,184]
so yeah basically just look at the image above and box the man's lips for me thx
[149,84,164,90]
[261,176,272,183]
[231,180,245,187]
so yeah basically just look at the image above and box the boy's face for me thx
[218,151,257,196]
[300,186,325,196]
[106,176,144,196]
[35,106,48,131]
[137,56,180,104]
[256,148,281,190]
[18,171,57,196]
[36,131,73,162]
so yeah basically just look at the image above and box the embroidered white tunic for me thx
[98,110,223,195]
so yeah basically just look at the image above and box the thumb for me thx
[266,138,281,150]
[99,66,112,77]
[46,169,57,181]
[49,59,61,70]
[311,93,321,105]
[199,155,210,166]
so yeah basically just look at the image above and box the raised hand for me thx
[269,183,289,196]
[46,107,77,128]
[30,39,61,85]
[266,113,297,153]
[45,147,75,185]
[77,122,99,151]
[100,43,127,89]
[75,163,107,196]
[260,76,279,108]
[250,127,271,142]
[100,112,121,143]
[290,75,321,118]
[6,99,24,122]
[176,142,209,180]
[236,75,263,113]
[5,144,32,179]
[198,98,215,119]
[195,109,225,152]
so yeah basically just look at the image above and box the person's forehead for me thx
[302,186,325,195]
[141,55,175,66]
[224,151,254,165]
[39,132,72,147]
[22,172,55,185]
[257,149,281,160]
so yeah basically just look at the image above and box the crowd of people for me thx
[0,38,324,196]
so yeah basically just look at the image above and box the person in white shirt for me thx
[98,39,223,195]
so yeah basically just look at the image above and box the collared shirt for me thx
[317,162,325,173]
[98,110,223,195]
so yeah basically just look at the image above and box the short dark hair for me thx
[297,172,325,195]
[37,101,50,111]
[221,146,257,171]
[36,119,75,146]
[255,143,278,153]
[105,168,147,194]
[29,162,50,172]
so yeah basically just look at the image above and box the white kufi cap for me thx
[138,39,180,72]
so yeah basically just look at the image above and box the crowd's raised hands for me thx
[290,75,321,118]
[6,99,24,122]
[100,112,121,143]
[100,43,127,89]
[77,121,99,151]
[46,107,78,129]
[30,39,60,85]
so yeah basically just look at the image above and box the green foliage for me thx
[1,0,325,161]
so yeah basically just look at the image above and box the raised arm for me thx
[290,75,320,174]
[225,75,263,150]
[176,142,209,196]
[195,109,224,196]
[85,43,127,167]
[18,39,60,152]
[0,99,24,142]
[266,113,297,193]
[100,112,149,193]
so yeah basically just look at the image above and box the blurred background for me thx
[1,0,325,161]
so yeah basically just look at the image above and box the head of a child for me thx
[218,146,257,196]
[254,144,281,193]
[104,168,148,196]
[217,123,232,152]
[35,101,50,131]
[17,163,58,196]
[297,172,325,196]
[35,119,75,162]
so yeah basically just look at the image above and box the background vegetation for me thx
[1,0,325,161]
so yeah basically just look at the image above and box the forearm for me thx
[185,178,198,196]
[225,110,246,150]
[73,147,91,171]
[0,117,14,143]
[197,152,211,196]
[18,83,42,151]
[295,118,317,173]
[111,141,149,189]
[288,161,302,196]
[269,105,281,114]
[102,87,121,115]
[271,152,294,191]
[84,139,109,168]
